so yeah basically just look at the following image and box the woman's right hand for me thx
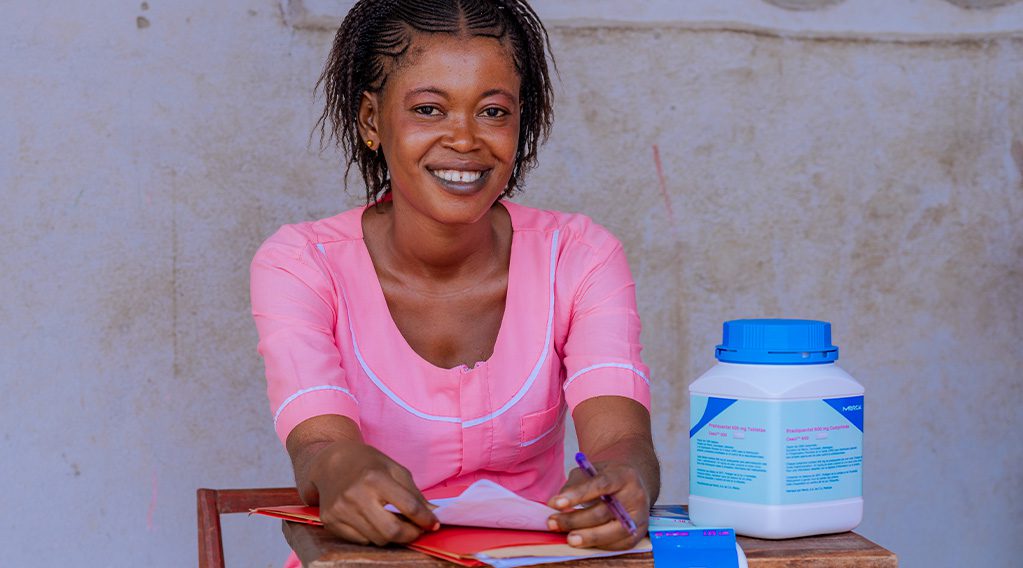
[288,416,439,546]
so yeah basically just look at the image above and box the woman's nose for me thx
[442,114,478,152]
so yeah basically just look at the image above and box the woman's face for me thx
[360,33,521,226]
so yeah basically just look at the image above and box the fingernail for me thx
[555,497,569,508]
[432,522,440,531]
[547,519,558,531]
[568,534,582,546]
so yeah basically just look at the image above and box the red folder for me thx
[247,484,472,526]
[250,505,568,566]
[249,505,323,526]
[408,526,567,566]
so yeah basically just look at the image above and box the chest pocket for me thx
[518,400,567,458]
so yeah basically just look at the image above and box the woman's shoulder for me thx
[505,201,622,254]
[255,206,365,256]
[507,202,632,304]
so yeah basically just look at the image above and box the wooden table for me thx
[284,522,897,567]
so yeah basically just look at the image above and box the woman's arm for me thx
[251,231,437,546]
[546,395,660,550]
[546,223,658,549]
[286,415,439,546]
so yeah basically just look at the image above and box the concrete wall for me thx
[2,1,1021,566]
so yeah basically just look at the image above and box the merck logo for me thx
[842,405,862,411]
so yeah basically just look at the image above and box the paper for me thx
[428,480,558,531]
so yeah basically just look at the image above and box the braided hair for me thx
[315,0,555,204]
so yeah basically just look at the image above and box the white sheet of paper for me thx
[431,479,558,531]
[386,479,558,531]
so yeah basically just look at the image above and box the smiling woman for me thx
[250,1,660,566]
[315,0,553,203]
[359,33,521,227]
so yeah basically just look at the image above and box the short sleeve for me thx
[250,226,360,445]
[560,228,652,412]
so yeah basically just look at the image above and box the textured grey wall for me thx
[2,1,1021,566]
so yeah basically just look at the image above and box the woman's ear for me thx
[358,92,380,149]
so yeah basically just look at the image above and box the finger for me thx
[548,499,613,531]
[566,518,631,549]
[382,472,439,529]
[322,491,394,546]
[551,471,622,510]
[349,507,395,547]
[547,468,591,510]
[320,502,372,544]
[558,467,589,492]
[594,531,643,551]
[322,518,370,546]
[362,504,425,545]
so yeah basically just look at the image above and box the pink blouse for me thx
[250,201,651,503]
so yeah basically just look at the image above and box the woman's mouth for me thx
[431,169,485,183]
[428,168,491,195]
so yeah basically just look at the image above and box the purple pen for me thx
[574,452,638,536]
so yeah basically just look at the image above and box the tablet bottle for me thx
[688,319,863,539]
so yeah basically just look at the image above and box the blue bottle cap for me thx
[715,319,838,365]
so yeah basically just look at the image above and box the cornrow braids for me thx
[314,0,556,205]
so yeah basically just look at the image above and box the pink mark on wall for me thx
[147,469,158,532]
[652,144,676,222]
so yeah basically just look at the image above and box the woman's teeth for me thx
[432,169,484,183]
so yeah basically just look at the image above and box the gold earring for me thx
[366,140,375,149]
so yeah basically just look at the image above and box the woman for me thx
[250,0,660,560]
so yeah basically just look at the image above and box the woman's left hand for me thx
[545,460,650,550]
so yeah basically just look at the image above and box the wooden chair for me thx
[197,487,303,568]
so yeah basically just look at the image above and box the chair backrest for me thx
[197,487,303,568]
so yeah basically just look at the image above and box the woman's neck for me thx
[367,199,508,283]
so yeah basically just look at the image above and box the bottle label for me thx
[689,395,863,505]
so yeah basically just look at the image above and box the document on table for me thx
[252,480,653,567]
[409,480,652,567]
[388,479,558,531]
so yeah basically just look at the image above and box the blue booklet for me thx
[648,505,746,568]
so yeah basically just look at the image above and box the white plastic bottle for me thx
[688,319,864,539]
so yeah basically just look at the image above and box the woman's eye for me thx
[413,105,441,116]
[481,107,509,118]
